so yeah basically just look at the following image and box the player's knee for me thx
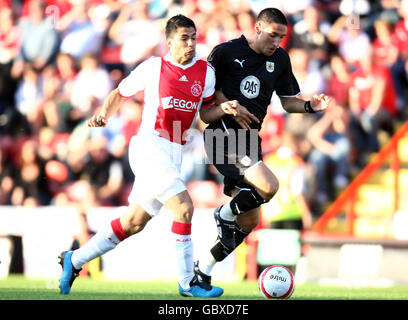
[123,218,148,235]
[257,177,279,201]
[231,188,266,214]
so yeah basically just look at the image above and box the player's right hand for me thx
[221,100,239,116]
[222,100,260,130]
[87,115,108,127]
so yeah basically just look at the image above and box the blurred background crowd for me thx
[0,0,408,231]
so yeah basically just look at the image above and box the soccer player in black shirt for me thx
[196,8,330,285]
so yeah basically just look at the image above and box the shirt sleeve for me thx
[201,63,216,108]
[275,52,301,97]
[117,57,153,97]
[207,44,226,91]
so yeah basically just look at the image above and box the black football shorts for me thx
[203,127,262,196]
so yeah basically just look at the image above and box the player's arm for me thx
[88,89,126,127]
[200,90,259,129]
[88,58,150,127]
[199,98,234,123]
[279,94,330,114]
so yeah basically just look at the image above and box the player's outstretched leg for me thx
[58,251,81,295]
[178,274,223,298]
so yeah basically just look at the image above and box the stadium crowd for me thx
[0,0,407,229]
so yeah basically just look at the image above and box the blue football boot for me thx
[178,275,223,298]
[58,251,81,295]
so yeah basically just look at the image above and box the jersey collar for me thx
[163,52,199,69]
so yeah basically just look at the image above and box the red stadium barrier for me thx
[312,121,408,236]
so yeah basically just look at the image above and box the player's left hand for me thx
[311,94,330,112]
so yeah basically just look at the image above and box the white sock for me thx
[171,221,194,290]
[219,204,236,221]
[198,249,217,276]
[71,218,127,270]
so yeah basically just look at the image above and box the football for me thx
[258,265,295,299]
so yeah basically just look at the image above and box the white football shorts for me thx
[127,133,186,216]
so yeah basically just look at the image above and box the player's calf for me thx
[211,222,250,262]
[215,187,265,250]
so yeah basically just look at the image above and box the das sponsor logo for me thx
[240,75,260,99]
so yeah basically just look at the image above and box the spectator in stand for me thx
[0,6,21,134]
[0,137,16,205]
[69,53,113,127]
[290,5,332,67]
[237,10,256,39]
[83,134,124,206]
[40,65,67,132]
[391,0,408,118]
[283,47,325,160]
[66,140,89,183]
[327,14,371,68]
[108,1,162,71]
[56,0,107,62]
[92,98,141,186]
[11,0,59,78]
[120,98,142,146]
[55,52,77,102]
[289,47,326,100]
[54,52,78,131]
[307,103,352,211]
[373,19,405,116]
[261,131,314,230]
[258,104,286,155]
[326,53,351,108]
[349,45,398,165]
[220,12,241,42]
[89,104,131,203]
[11,139,50,207]
[197,12,222,58]
[391,0,408,59]
[14,64,44,135]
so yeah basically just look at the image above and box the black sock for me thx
[210,223,250,262]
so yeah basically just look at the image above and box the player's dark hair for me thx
[256,8,287,25]
[165,14,196,39]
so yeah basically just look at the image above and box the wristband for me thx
[304,100,315,113]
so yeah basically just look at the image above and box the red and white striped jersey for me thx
[118,53,215,145]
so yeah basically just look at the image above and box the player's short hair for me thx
[256,8,287,26]
[165,14,196,39]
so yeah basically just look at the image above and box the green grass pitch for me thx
[1,275,408,300]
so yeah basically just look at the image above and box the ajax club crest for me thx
[266,61,274,73]
[191,81,202,97]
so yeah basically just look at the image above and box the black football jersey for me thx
[207,35,300,131]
